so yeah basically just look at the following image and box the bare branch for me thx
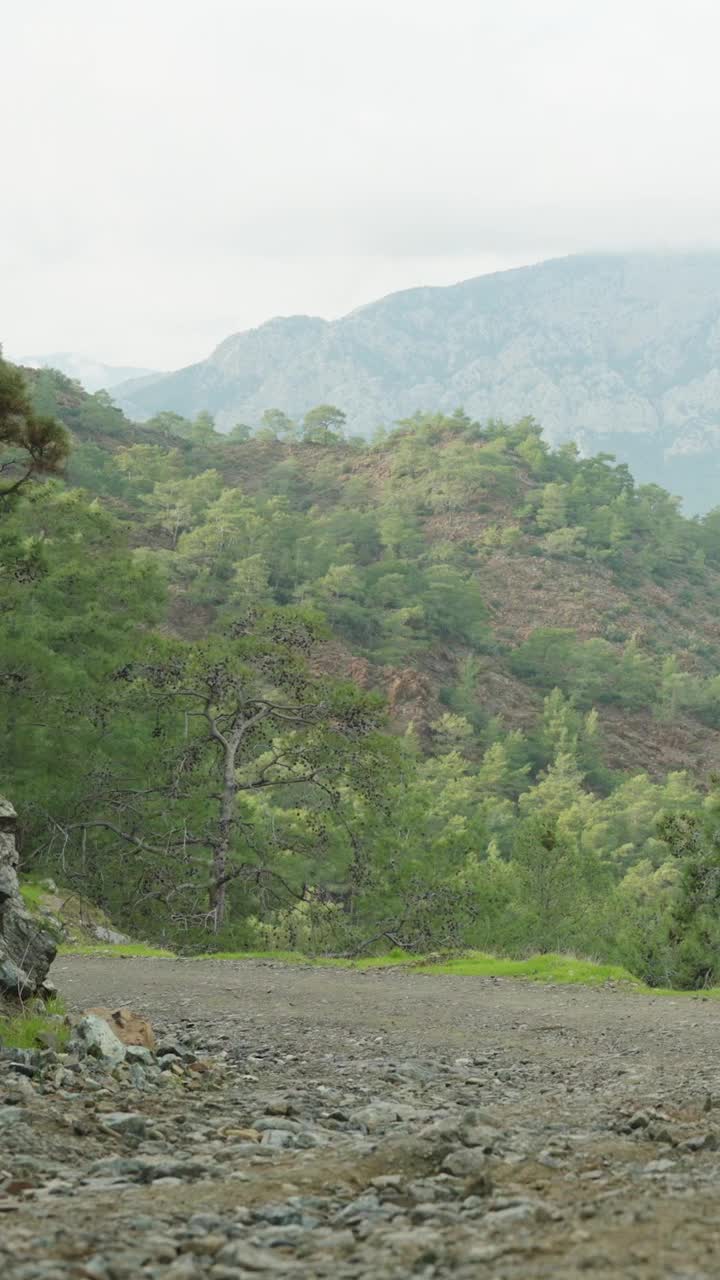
[61,819,206,857]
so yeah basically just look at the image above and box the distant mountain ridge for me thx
[113,252,720,512]
[22,352,159,394]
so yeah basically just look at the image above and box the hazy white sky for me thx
[3,0,720,368]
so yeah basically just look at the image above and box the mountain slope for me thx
[115,253,720,512]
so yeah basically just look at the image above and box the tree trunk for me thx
[211,738,238,931]
[211,848,227,932]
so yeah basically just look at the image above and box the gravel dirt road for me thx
[4,955,720,1278]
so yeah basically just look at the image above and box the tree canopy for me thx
[5,355,720,980]
[0,357,69,502]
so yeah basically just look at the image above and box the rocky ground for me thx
[3,957,720,1278]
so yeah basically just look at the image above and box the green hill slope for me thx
[26,367,720,781]
[5,358,720,983]
[114,253,720,513]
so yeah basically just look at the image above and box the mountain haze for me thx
[115,253,720,512]
[22,352,159,394]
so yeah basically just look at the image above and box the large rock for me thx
[85,1005,156,1049]
[0,798,56,1000]
[70,1013,127,1065]
[93,925,131,945]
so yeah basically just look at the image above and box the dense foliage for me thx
[0,356,69,500]
[5,358,720,982]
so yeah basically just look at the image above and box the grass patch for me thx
[189,948,638,983]
[59,942,176,958]
[19,880,47,910]
[408,952,638,984]
[0,997,69,1051]
[634,983,720,1000]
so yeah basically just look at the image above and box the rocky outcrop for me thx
[0,797,56,1000]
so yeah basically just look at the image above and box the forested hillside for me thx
[114,253,720,513]
[4,359,720,987]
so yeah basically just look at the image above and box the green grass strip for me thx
[56,944,720,998]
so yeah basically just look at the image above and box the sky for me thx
[3,0,720,369]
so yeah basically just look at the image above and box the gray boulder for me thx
[93,925,131,945]
[102,1112,148,1137]
[0,797,57,1000]
[70,1014,127,1066]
